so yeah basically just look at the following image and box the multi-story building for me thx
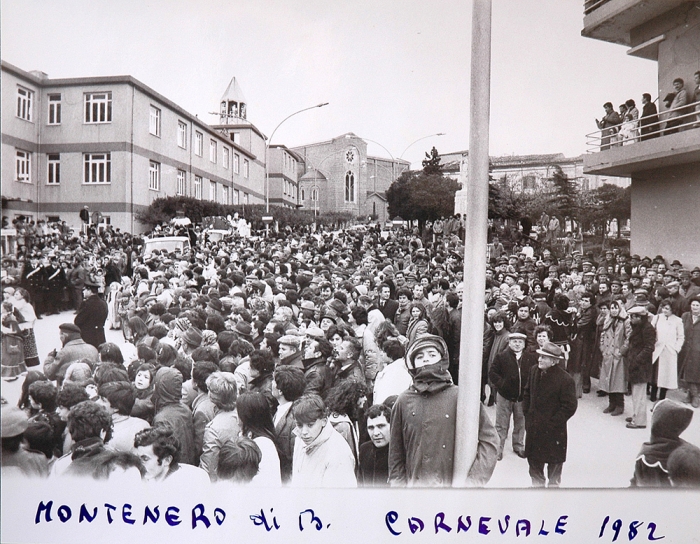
[293,133,410,224]
[581,0,700,266]
[1,62,266,233]
[441,150,629,195]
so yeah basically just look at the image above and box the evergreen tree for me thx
[422,146,443,175]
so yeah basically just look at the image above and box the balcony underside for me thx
[582,0,688,47]
[583,127,700,176]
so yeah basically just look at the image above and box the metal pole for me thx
[453,0,492,487]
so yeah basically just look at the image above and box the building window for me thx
[210,140,217,163]
[195,131,203,156]
[301,188,306,201]
[243,159,249,179]
[84,92,112,123]
[16,150,31,183]
[222,186,229,205]
[149,161,161,191]
[231,132,240,144]
[47,154,60,185]
[149,106,161,137]
[194,176,202,199]
[345,171,355,202]
[522,175,536,190]
[233,153,240,174]
[243,192,249,204]
[177,121,187,149]
[48,94,61,125]
[312,188,319,202]
[177,170,186,195]
[233,189,240,205]
[223,147,230,169]
[209,180,216,201]
[84,153,111,183]
[16,87,33,121]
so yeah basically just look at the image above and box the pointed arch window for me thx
[345,171,355,202]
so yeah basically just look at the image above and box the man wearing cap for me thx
[679,270,700,301]
[389,334,498,487]
[626,306,656,429]
[278,334,304,369]
[43,323,99,385]
[2,405,49,478]
[489,332,537,460]
[523,341,577,487]
[74,280,108,349]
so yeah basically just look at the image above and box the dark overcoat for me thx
[523,364,577,464]
[626,318,656,384]
[74,294,108,349]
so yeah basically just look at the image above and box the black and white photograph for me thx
[2,0,700,542]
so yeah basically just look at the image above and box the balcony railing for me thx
[584,0,612,16]
[585,101,700,152]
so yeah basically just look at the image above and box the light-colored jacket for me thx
[291,422,357,488]
[199,410,240,482]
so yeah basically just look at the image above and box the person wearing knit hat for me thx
[522,341,577,487]
[630,399,694,487]
[278,335,304,369]
[389,334,498,487]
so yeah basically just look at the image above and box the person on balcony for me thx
[665,78,689,135]
[595,102,621,151]
[620,99,639,145]
[640,93,660,141]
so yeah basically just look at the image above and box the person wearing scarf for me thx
[630,399,693,487]
[152,367,196,465]
[389,334,498,487]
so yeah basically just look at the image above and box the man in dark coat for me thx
[272,366,306,483]
[74,281,108,349]
[377,284,399,323]
[569,292,598,395]
[359,404,391,486]
[626,306,657,429]
[44,256,66,315]
[523,341,578,487]
[489,332,537,460]
[640,93,660,140]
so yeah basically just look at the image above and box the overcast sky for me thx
[2,0,657,168]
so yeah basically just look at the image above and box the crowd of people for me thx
[2,214,700,489]
[595,72,700,149]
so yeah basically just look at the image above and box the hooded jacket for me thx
[152,367,196,465]
[630,399,693,487]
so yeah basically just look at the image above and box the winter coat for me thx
[389,384,498,487]
[626,318,656,384]
[523,364,578,464]
[43,338,98,383]
[291,422,357,488]
[679,312,700,384]
[199,410,240,481]
[358,442,389,487]
[74,294,108,349]
[598,316,628,394]
[152,367,196,465]
[651,313,684,390]
[274,404,296,484]
[489,348,537,402]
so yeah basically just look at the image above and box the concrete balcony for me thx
[582,0,688,48]
[584,127,700,177]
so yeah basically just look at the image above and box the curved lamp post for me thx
[264,103,328,233]
[399,132,446,161]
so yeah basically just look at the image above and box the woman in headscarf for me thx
[599,300,630,415]
[152,367,195,465]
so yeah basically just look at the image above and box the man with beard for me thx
[389,334,498,487]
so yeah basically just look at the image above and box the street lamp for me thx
[265,103,329,230]
[399,132,446,161]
